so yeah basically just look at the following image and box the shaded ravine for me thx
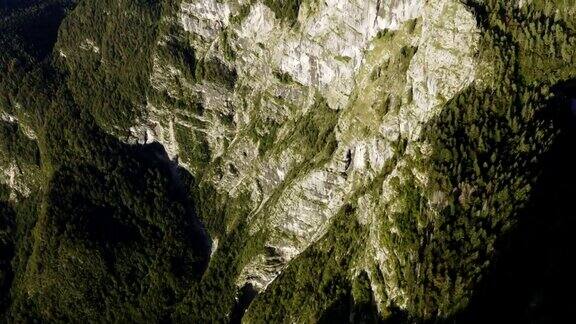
[229,283,258,323]
[146,142,213,272]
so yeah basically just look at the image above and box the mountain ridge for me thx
[1,0,576,322]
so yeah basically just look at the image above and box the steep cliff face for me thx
[105,0,482,297]
[2,0,576,322]
[40,0,576,318]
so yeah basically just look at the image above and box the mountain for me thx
[1,0,575,322]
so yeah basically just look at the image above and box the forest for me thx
[1,0,575,323]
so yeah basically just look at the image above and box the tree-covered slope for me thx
[1,0,576,322]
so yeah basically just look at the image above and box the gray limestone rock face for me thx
[25,0,574,320]
[120,0,484,308]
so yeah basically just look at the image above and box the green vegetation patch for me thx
[288,95,339,163]
[273,69,295,84]
[263,0,302,26]
[57,0,162,131]
[195,57,238,89]
[174,124,211,169]
[0,122,40,167]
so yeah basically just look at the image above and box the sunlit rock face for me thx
[131,0,482,300]
[0,108,42,200]
[50,0,493,317]
[46,0,486,305]
[4,0,576,321]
